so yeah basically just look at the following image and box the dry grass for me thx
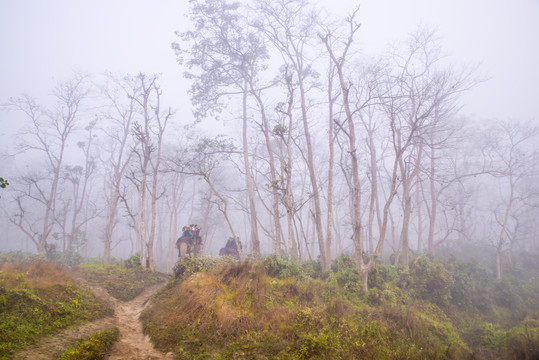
[141,260,477,359]
[141,262,294,355]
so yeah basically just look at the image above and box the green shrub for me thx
[329,254,363,296]
[300,259,324,279]
[504,318,539,360]
[124,254,142,268]
[367,262,400,290]
[173,255,236,280]
[262,254,303,279]
[399,256,451,307]
[366,287,400,306]
[57,327,119,359]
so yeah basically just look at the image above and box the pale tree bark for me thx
[248,80,283,259]
[242,84,261,258]
[274,70,299,259]
[397,142,423,268]
[147,84,173,271]
[165,168,185,272]
[363,110,383,258]
[325,58,338,269]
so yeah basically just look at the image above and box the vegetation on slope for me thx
[141,254,539,360]
[57,327,120,360]
[0,260,113,358]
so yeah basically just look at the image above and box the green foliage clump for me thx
[75,261,165,301]
[124,254,143,268]
[300,259,324,279]
[262,254,303,279]
[399,256,451,307]
[0,261,112,358]
[328,254,363,296]
[57,327,119,360]
[504,318,539,359]
[367,262,401,290]
[173,255,237,280]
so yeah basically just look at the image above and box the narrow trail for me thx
[103,283,173,360]
[14,282,173,360]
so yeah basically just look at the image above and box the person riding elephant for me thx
[176,225,202,258]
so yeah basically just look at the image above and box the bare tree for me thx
[383,28,475,268]
[320,6,364,279]
[5,74,90,255]
[123,73,172,270]
[99,73,137,263]
[483,120,538,280]
[62,119,98,252]
[273,69,301,259]
[255,0,329,269]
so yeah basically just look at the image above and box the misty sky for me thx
[1,0,538,127]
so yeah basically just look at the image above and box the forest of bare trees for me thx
[1,0,538,287]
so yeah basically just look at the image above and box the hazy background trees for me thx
[1,0,537,283]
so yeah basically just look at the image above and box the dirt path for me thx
[103,283,173,360]
[14,283,173,360]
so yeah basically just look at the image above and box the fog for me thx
[0,0,538,275]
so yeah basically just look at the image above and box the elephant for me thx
[218,237,242,261]
[176,235,202,258]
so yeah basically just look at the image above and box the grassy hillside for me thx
[0,260,113,358]
[141,255,539,360]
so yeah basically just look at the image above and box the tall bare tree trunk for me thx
[298,77,327,269]
[325,62,336,271]
[242,84,260,258]
[250,87,282,258]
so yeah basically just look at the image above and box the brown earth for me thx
[13,282,173,360]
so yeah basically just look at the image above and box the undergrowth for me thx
[141,254,539,360]
[0,261,113,358]
[57,327,120,360]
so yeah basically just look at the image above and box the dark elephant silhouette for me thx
[219,238,242,260]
